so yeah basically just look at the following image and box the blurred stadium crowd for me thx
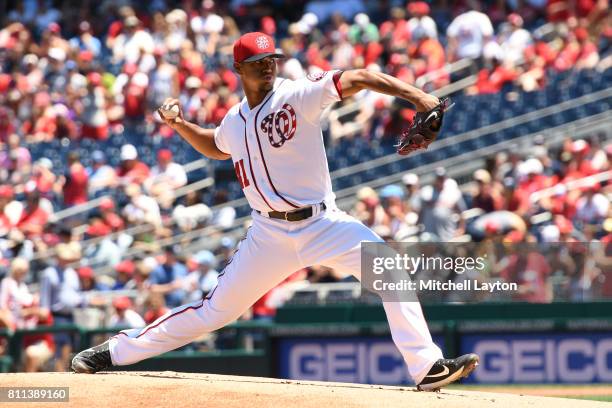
[0,0,611,371]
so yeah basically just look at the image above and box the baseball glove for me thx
[396,97,453,156]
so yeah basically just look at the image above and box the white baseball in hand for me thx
[160,104,180,120]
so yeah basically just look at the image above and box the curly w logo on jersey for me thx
[260,104,297,148]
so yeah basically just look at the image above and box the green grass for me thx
[447,383,612,403]
[563,395,612,402]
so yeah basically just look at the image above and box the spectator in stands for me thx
[108,296,145,328]
[210,190,236,229]
[59,152,89,207]
[22,311,55,372]
[574,27,600,70]
[0,134,31,186]
[0,258,34,330]
[419,168,466,240]
[191,0,225,56]
[402,173,422,214]
[516,158,550,198]
[499,230,553,303]
[351,187,385,229]
[53,105,78,140]
[472,50,519,94]
[0,256,55,372]
[148,246,188,308]
[146,149,187,209]
[574,181,609,226]
[500,13,532,67]
[517,45,547,92]
[82,220,121,269]
[406,1,438,40]
[87,150,118,197]
[539,184,577,220]
[380,6,409,46]
[134,257,157,291]
[554,26,582,71]
[69,21,101,58]
[185,250,219,302]
[39,243,82,371]
[112,260,136,290]
[349,13,381,67]
[116,144,150,186]
[98,198,125,232]
[44,47,68,94]
[564,139,596,181]
[379,184,409,240]
[111,15,154,65]
[31,158,56,200]
[179,76,204,121]
[122,183,162,227]
[147,46,179,111]
[76,266,108,292]
[143,292,169,325]
[410,27,447,85]
[0,185,21,237]
[80,72,109,141]
[16,190,49,240]
[122,68,149,125]
[446,3,494,62]
[592,228,612,299]
[0,108,16,145]
[471,169,501,212]
[172,191,213,232]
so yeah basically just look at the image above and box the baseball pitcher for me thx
[72,32,477,391]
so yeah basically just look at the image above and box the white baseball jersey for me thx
[214,71,343,212]
[107,69,444,386]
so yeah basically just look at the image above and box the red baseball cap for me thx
[77,266,94,279]
[0,185,14,199]
[87,220,111,237]
[113,296,132,310]
[233,32,284,63]
[157,149,173,161]
[408,1,430,15]
[99,197,115,210]
[115,260,135,275]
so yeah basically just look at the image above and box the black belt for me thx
[258,202,327,222]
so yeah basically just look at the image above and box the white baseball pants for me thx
[109,206,442,384]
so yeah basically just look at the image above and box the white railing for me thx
[530,170,612,203]
[329,87,612,180]
[415,58,475,89]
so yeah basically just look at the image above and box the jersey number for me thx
[234,159,250,189]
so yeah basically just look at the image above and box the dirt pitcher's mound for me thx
[1,372,609,408]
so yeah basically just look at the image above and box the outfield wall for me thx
[2,302,611,385]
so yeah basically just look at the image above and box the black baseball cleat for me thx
[71,340,113,374]
[417,353,479,391]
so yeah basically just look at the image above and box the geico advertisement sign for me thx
[463,333,612,383]
[278,337,444,385]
